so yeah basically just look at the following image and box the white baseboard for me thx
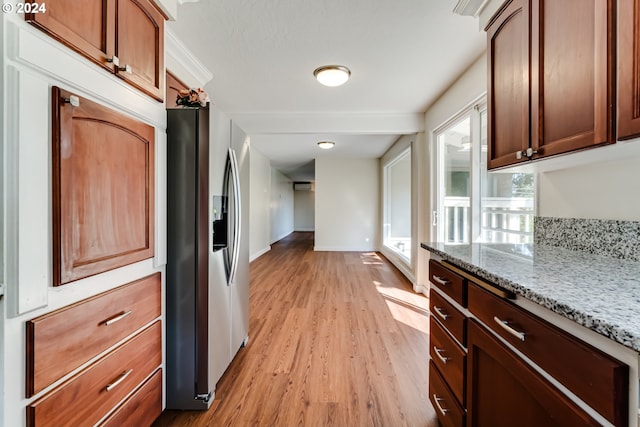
[270,230,293,245]
[294,227,315,232]
[250,246,271,262]
[413,283,429,297]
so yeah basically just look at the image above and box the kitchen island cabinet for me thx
[467,319,600,427]
[422,242,640,427]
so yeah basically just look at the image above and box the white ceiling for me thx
[167,0,486,181]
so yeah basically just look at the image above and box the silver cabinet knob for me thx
[106,55,120,66]
[119,64,132,74]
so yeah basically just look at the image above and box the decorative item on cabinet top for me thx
[52,87,155,286]
[175,87,211,108]
[26,272,161,397]
[25,0,166,101]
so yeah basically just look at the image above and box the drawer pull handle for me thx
[433,306,448,320]
[104,310,133,326]
[432,275,449,286]
[433,346,450,364]
[494,316,526,341]
[432,394,449,415]
[105,369,133,392]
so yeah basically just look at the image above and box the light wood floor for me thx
[153,232,438,426]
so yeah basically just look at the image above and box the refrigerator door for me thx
[208,109,232,389]
[166,107,212,410]
[230,121,250,354]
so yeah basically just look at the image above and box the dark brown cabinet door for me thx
[530,0,615,157]
[618,0,640,140]
[115,0,165,101]
[26,0,116,72]
[486,0,531,169]
[466,320,600,427]
[52,87,155,286]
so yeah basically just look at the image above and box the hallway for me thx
[154,232,437,426]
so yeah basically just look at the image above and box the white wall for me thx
[315,158,379,251]
[270,169,294,244]
[537,154,640,220]
[249,148,272,260]
[294,185,315,231]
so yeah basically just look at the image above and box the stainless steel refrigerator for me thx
[166,106,250,410]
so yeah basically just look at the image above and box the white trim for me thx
[165,28,213,88]
[271,231,293,245]
[379,246,415,284]
[249,246,271,262]
[413,283,429,297]
[10,22,165,127]
[294,227,315,232]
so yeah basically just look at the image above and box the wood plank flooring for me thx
[153,232,438,426]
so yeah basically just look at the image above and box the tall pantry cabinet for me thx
[1,0,171,425]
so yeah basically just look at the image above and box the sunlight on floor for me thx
[360,252,384,265]
[372,280,429,335]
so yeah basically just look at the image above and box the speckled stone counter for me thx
[421,242,640,353]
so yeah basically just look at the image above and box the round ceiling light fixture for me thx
[313,65,351,87]
[317,141,335,150]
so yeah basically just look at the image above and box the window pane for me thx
[383,149,411,261]
[479,110,534,243]
[438,116,471,244]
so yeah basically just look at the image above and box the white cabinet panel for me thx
[6,67,50,316]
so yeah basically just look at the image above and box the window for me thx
[434,101,534,244]
[383,148,411,261]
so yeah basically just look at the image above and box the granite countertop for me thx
[421,242,640,353]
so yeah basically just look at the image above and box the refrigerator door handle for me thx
[228,148,242,285]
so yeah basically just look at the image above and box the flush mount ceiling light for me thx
[313,65,351,87]
[317,141,335,149]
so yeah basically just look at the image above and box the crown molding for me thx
[165,28,213,88]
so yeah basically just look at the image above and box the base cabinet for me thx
[466,320,600,427]
[427,260,631,427]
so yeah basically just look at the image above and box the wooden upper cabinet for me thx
[530,0,614,158]
[25,0,116,72]
[486,0,531,169]
[166,71,189,108]
[618,0,640,140]
[486,0,615,169]
[115,0,165,101]
[52,87,155,286]
[26,0,165,102]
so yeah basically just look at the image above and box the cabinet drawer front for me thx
[27,273,161,396]
[429,361,465,427]
[468,283,628,425]
[430,289,467,347]
[430,316,466,405]
[99,368,162,427]
[27,321,161,427]
[429,260,467,307]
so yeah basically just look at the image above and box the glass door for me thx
[435,115,472,244]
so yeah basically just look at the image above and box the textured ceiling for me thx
[168,0,485,180]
